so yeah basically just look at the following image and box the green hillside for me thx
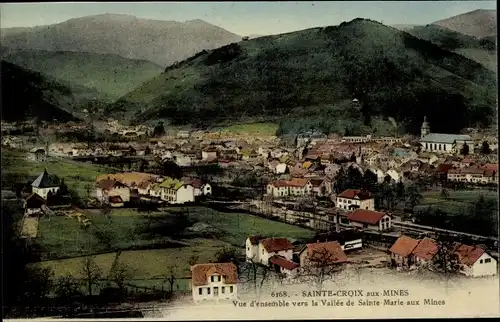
[1,60,79,122]
[107,19,496,136]
[2,49,164,102]
[408,24,496,71]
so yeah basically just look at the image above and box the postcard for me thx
[1,1,498,320]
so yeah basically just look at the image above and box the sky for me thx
[0,1,497,35]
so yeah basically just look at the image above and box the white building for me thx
[31,169,60,200]
[158,178,195,204]
[266,179,313,198]
[95,179,131,204]
[336,189,375,211]
[257,238,294,266]
[346,209,392,231]
[420,116,475,154]
[191,263,238,303]
[245,236,264,262]
[298,241,348,267]
[454,244,498,277]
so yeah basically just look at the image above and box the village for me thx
[2,115,499,309]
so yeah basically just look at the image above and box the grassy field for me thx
[1,148,115,198]
[216,122,279,137]
[35,206,314,291]
[37,207,315,260]
[420,189,498,214]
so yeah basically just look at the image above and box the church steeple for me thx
[421,116,430,138]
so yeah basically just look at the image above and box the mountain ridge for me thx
[431,9,497,39]
[0,14,243,66]
[106,18,495,136]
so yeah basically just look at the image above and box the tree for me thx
[80,255,102,296]
[460,142,469,155]
[395,180,405,201]
[54,275,83,316]
[298,246,345,291]
[440,188,450,200]
[431,234,460,293]
[405,184,423,209]
[480,141,491,154]
[109,256,135,295]
[240,259,272,297]
[215,247,239,267]
[333,167,347,194]
[362,169,378,192]
[467,195,496,236]
[153,122,165,137]
[163,265,177,293]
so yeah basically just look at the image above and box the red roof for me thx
[436,164,454,173]
[346,209,386,225]
[453,244,486,266]
[411,238,439,261]
[260,238,294,253]
[390,235,420,257]
[190,263,238,286]
[303,241,348,264]
[269,255,299,270]
[96,179,127,190]
[338,189,372,200]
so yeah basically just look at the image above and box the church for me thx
[419,116,475,154]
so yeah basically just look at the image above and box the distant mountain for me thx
[106,18,496,136]
[0,14,242,66]
[1,48,164,102]
[407,24,496,71]
[1,60,79,122]
[432,9,497,39]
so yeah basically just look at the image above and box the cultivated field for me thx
[421,189,498,214]
[217,122,278,137]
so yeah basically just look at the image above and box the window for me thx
[222,286,225,294]
[207,288,211,295]
[480,259,483,264]
[485,258,491,263]
[211,276,214,282]
[230,286,234,293]
[199,288,203,295]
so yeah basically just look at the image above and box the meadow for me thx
[1,148,115,198]
[420,189,498,214]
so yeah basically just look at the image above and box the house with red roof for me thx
[298,241,348,267]
[266,179,312,197]
[453,244,497,277]
[95,178,130,204]
[346,209,391,231]
[269,255,299,277]
[257,237,294,266]
[245,235,265,262]
[447,166,496,184]
[336,189,375,211]
[410,238,439,266]
[389,235,420,267]
[190,263,238,303]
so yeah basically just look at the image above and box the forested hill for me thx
[106,18,496,135]
[1,60,79,122]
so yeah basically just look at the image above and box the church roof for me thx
[421,133,472,144]
[31,169,59,188]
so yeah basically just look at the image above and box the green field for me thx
[217,122,279,136]
[420,189,498,214]
[1,148,115,198]
[34,206,314,290]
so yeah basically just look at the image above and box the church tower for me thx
[421,116,430,138]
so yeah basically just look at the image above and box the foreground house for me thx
[410,237,439,267]
[245,236,264,262]
[95,179,130,204]
[298,241,348,267]
[336,189,374,211]
[269,255,299,277]
[31,169,60,200]
[453,244,497,277]
[257,238,294,265]
[389,235,420,268]
[346,209,391,231]
[191,263,238,303]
